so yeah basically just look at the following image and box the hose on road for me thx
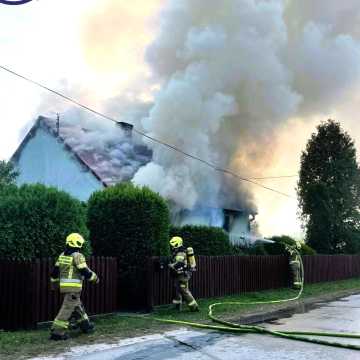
[149,247,360,351]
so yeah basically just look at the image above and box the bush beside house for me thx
[264,235,316,255]
[0,184,89,260]
[232,235,316,256]
[170,225,232,256]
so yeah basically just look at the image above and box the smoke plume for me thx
[23,0,360,235]
[131,0,360,216]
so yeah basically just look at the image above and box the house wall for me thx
[173,207,252,245]
[228,215,251,245]
[15,128,104,201]
[173,207,224,227]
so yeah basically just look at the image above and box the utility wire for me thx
[0,64,295,199]
[251,175,298,180]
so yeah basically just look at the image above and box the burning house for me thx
[11,116,256,244]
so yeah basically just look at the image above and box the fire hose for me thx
[128,246,360,351]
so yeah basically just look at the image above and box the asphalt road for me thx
[33,294,360,360]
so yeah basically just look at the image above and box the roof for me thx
[11,115,256,215]
[11,116,152,187]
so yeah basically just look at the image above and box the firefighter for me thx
[287,241,303,290]
[168,236,199,312]
[49,233,99,341]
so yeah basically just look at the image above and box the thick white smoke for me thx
[38,108,151,185]
[131,0,360,215]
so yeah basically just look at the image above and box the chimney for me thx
[116,121,133,137]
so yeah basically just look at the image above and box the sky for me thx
[1,0,360,238]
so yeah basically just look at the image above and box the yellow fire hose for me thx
[129,248,360,351]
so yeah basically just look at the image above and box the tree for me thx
[0,160,19,187]
[297,119,360,254]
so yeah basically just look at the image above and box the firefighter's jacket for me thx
[169,247,196,276]
[288,247,302,289]
[51,248,97,293]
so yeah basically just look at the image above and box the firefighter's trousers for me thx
[173,273,198,310]
[51,292,89,335]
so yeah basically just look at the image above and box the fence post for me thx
[146,257,154,312]
[27,259,40,329]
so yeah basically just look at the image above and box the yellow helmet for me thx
[169,236,183,248]
[66,233,85,248]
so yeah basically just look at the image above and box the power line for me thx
[251,175,298,180]
[0,64,296,199]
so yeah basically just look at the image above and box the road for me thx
[33,294,360,360]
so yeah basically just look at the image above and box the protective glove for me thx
[90,272,100,284]
[50,278,59,291]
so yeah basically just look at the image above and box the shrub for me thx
[242,243,268,255]
[0,160,19,188]
[170,225,232,255]
[299,243,317,255]
[264,235,316,256]
[87,183,170,307]
[0,184,89,260]
[229,244,246,255]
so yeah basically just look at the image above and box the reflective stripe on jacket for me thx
[57,252,88,293]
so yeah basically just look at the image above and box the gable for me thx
[14,127,104,201]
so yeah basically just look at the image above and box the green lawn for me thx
[1,278,360,360]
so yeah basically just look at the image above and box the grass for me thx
[1,278,360,360]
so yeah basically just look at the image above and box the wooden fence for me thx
[2,255,360,330]
[303,255,360,283]
[146,255,360,309]
[0,257,117,331]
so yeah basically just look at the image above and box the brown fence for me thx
[146,255,360,309]
[303,255,360,283]
[2,255,360,330]
[0,257,117,331]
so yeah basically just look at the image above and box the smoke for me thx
[80,0,163,79]
[19,0,360,235]
[286,23,360,115]
[130,0,360,220]
[38,108,151,185]
[284,0,360,40]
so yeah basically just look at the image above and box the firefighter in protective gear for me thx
[168,236,199,312]
[49,233,99,341]
[286,241,302,290]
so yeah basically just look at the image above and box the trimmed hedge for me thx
[0,184,89,260]
[87,183,170,307]
[170,225,232,256]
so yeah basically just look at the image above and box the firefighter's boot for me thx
[49,330,69,341]
[79,319,95,334]
[189,300,199,312]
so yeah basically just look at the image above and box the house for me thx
[11,116,256,244]
[11,116,151,201]
[172,206,256,245]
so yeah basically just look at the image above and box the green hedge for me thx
[88,182,170,260]
[170,225,232,255]
[264,235,316,255]
[0,184,89,260]
[87,183,170,307]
